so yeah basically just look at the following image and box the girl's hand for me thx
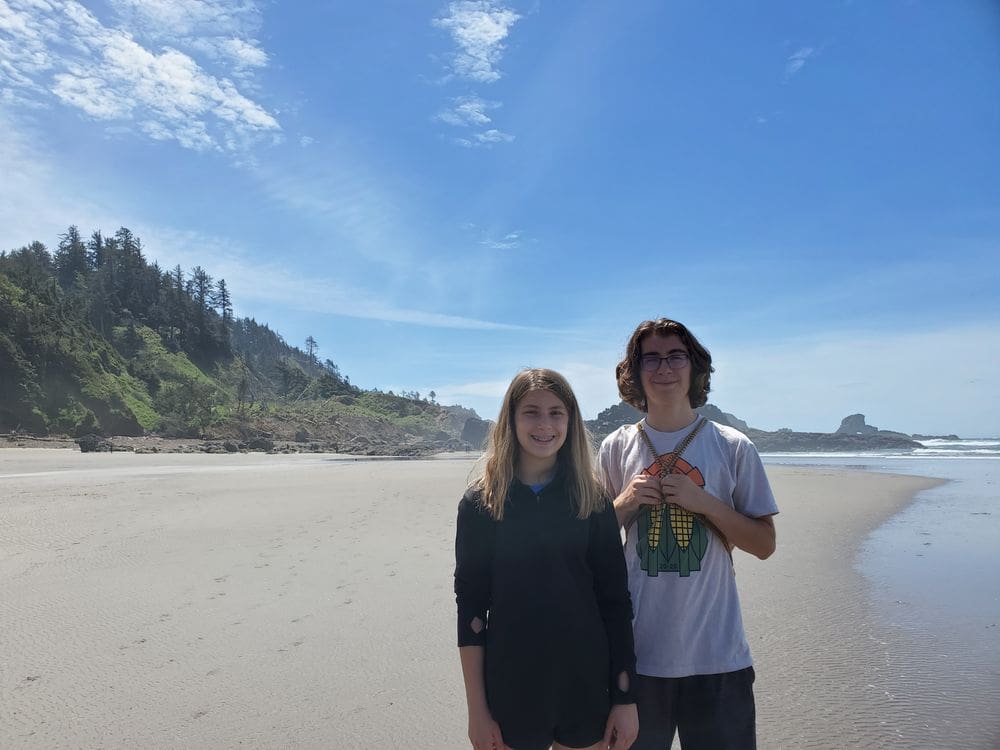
[468,707,509,750]
[602,703,639,749]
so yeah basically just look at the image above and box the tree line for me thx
[0,225,355,435]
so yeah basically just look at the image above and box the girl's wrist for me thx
[467,700,491,717]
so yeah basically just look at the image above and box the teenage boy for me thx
[597,318,778,750]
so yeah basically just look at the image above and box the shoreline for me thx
[0,433,466,457]
[2,451,995,748]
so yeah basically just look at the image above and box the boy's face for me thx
[639,333,691,410]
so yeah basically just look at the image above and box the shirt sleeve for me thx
[588,498,637,704]
[454,493,493,647]
[597,433,623,498]
[733,438,779,519]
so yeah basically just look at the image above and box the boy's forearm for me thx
[701,501,776,559]
[612,493,639,529]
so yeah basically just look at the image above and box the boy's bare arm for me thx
[660,473,777,559]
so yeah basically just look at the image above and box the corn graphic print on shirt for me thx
[637,455,707,577]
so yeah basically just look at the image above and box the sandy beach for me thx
[0,450,994,749]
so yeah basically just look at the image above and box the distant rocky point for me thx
[586,404,929,453]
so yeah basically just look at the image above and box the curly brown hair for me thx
[615,319,714,411]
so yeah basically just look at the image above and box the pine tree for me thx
[54,225,89,289]
[214,279,233,331]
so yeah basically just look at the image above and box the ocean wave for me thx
[917,439,1000,448]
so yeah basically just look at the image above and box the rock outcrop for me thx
[461,417,492,450]
[586,404,924,452]
[836,413,877,435]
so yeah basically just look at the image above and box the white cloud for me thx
[783,47,814,81]
[0,0,278,152]
[433,0,521,83]
[432,2,520,147]
[480,231,521,249]
[456,127,515,147]
[106,0,262,43]
[0,109,531,339]
[437,94,499,126]
[218,36,267,68]
[476,128,513,143]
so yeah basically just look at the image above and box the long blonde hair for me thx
[473,368,604,521]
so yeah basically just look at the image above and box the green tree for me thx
[53,225,89,289]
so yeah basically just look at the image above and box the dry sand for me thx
[0,450,970,749]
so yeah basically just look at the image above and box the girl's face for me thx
[513,388,569,467]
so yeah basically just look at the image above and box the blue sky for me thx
[1,0,998,437]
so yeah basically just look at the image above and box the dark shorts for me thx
[493,683,609,750]
[632,667,756,750]
[501,716,605,750]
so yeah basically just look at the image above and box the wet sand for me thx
[0,450,991,748]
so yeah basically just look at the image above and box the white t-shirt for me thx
[597,418,778,678]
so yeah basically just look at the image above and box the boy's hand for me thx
[660,473,712,515]
[616,474,664,512]
[613,473,665,527]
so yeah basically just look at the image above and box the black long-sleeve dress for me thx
[455,468,636,747]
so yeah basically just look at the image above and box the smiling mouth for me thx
[531,435,556,443]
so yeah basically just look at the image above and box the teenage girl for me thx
[455,368,639,750]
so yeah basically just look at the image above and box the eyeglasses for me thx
[640,353,690,372]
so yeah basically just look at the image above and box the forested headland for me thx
[0,226,481,454]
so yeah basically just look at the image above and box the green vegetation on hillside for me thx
[0,226,477,451]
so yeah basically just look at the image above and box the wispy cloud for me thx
[0,107,524,335]
[0,0,278,152]
[0,109,112,252]
[464,222,527,249]
[480,231,522,249]
[437,94,499,126]
[152,228,537,332]
[783,47,814,82]
[107,0,269,78]
[432,1,520,147]
[456,128,515,148]
[437,94,514,147]
[433,1,521,83]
